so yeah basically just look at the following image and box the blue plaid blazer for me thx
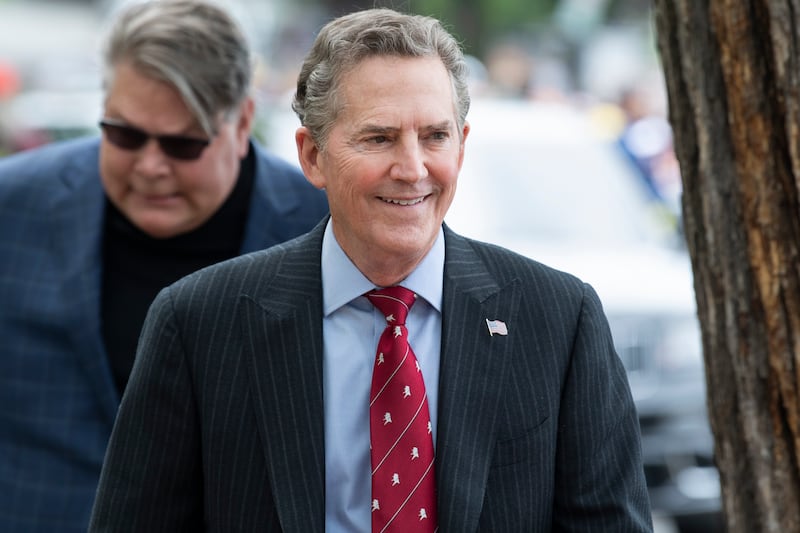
[0,137,328,533]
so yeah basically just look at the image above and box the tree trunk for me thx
[652,1,800,531]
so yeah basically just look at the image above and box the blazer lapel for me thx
[436,227,522,532]
[238,222,520,532]
[240,225,326,532]
[50,143,120,423]
[239,143,282,252]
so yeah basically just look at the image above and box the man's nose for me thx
[133,139,170,177]
[390,140,428,182]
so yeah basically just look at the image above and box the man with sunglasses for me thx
[0,1,328,532]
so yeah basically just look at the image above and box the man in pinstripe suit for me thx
[90,8,653,532]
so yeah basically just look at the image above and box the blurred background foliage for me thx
[0,0,662,156]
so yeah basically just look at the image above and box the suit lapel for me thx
[51,143,120,423]
[240,225,326,532]
[436,228,522,532]
[238,223,520,531]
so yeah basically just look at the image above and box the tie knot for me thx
[366,286,416,325]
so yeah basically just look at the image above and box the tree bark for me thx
[653,1,800,531]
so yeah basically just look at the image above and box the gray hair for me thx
[101,0,252,136]
[292,8,470,149]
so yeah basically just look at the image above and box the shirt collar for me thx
[321,219,444,316]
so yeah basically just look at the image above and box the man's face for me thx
[99,61,252,239]
[299,55,469,282]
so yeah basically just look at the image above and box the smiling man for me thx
[89,8,652,533]
[0,1,328,532]
[297,53,463,288]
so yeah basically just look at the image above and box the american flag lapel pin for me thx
[486,318,508,336]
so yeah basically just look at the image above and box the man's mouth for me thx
[379,196,426,206]
[139,192,181,204]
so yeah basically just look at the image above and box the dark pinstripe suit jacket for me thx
[90,220,652,532]
[0,137,328,533]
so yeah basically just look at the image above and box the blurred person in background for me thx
[89,8,651,532]
[0,1,328,531]
[616,85,683,221]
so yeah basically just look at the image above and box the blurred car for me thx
[259,97,723,532]
[446,98,722,532]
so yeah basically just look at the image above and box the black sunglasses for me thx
[98,119,211,161]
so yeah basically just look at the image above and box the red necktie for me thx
[366,286,437,533]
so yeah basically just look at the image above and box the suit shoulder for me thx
[461,234,585,289]
[0,138,100,226]
[172,244,282,291]
[452,234,608,337]
[167,229,316,298]
[0,137,99,191]
[0,136,100,178]
[150,229,321,330]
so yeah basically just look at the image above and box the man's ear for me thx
[235,97,256,158]
[457,120,470,171]
[296,126,326,190]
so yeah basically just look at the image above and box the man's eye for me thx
[430,131,448,140]
[370,136,388,144]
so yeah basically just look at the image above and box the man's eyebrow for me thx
[424,120,454,131]
[355,120,454,136]
[355,125,398,136]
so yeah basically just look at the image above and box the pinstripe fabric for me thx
[0,137,329,533]
[90,221,652,532]
[437,236,651,531]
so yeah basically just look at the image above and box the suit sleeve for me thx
[89,286,203,532]
[552,283,653,532]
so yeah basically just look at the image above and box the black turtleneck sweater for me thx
[102,149,255,394]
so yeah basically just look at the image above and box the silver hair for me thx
[292,8,470,149]
[101,0,252,136]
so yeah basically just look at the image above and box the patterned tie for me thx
[366,286,437,533]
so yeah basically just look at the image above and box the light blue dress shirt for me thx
[321,220,443,533]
